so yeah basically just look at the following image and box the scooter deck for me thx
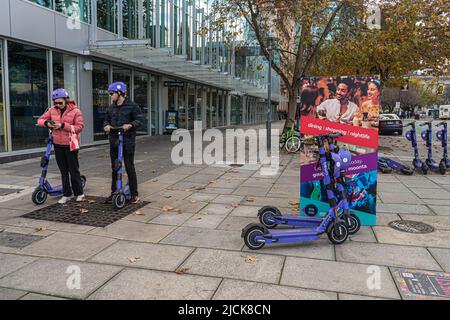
[274,216,323,227]
[258,227,322,244]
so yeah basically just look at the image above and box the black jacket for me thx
[103,98,144,150]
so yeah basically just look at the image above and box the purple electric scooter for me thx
[242,133,350,250]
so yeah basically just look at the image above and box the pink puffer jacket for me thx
[37,101,84,146]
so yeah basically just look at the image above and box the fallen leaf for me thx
[127,256,140,263]
[174,209,182,213]
[245,256,257,263]
[201,211,208,215]
[195,186,206,190]
[88,200,96,204]
[246,197,255,202]
[35,227,47,232]
[231,203,240,208]
[209,180,217,184]
[133,210,144,216]
[175,267,189,275]
[152,179,158,182]
[164,195,172,198]
[162,205,175,212]
[80,209,89,214]
[192,216,202,220]
[289,200,300,206]
[190,200,197,204]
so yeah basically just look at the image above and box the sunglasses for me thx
[54,101,64,106]
[109,92,117,96]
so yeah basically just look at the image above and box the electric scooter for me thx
[256,136,361,235]
[405,122,429,174]
[242,133,350,250]
[378,159,393,173]
[419,121,440,173]
[32,129,86,205]
[378,157,414,175]
[436,121,450,174]
[110,127,132,209]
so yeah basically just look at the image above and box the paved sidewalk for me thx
[0,122,449,300]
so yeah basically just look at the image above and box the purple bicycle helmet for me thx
[52,88,69,100]
[108,81,127,94]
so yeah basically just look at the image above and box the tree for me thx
[211,0,370,130]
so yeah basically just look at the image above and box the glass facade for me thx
[53,52,77,101]
[0,43,5,152]
[134,71,149,135]
[177,84,186,129]
[187,83,195,129]
[150,75,158,135]
[8,42,48,151]
[92,62,110,141]
[98,0,116,33]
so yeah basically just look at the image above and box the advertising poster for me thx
[165,111,179,130]
[299,76,381,226]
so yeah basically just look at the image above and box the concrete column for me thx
[226,93,231,126]
[202,88,207,129]
[78,57,94,144]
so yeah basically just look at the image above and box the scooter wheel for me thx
[244,226,266,250]
[401,167,414,175]
[327,221,349,244]
[258,207,282,229]
[81,175,87,189]
[421,164,428,175]
[32,188,47,205]
[112,193,126,209]
[346,213,361,235]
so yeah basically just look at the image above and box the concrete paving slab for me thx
[160,227,243,250]
[428,205,450,216]
[373,226,450,248]
[377,203,432,215]
[181,248,284,284]
[201,204,234,216]
[19,293,67,300]
[400,179,441,189]
[0,253,38,278]
[183,174,223,184]
[338,293,393,300]
[88,221,176,243]
[21,232,117,261]
[409,187,450,200]
[0,258,122,299]
[150,212,194,226]
[232,186,270,197]
[169,199,209,214]
[212,195,244,205]
[376,175,400,183]
[121,207,161,223]
[348,227,377,243]
[376,214,401,226]
[241,178,277,188]
[185,193,217,202]
[427,248,450,272]
[182,213,226,229]
[0,287,27,300]
[378,191,424,204]
[217,216,258,231]
[243,239,335,261]
[399,214,450,231]
[167,166,204,175]
[213,279,337,300]
[336,242,441,271]
[280,257,400,299]
[229,205,260,218]
[88,268,220,300]
[243,196,295,208]
[89,241,193,271]
[426,176,450,185]
[202,187,235,195]
[377,183,411,193]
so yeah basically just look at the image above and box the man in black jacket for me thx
[103,81,144,204]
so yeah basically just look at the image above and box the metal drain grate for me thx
[389,220,434,234]
[0,232,44,248]
[21,196,149,228]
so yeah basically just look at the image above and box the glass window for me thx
[55,0,91,23]
[0,42,6,152]
[112,67,131,91]
[144,0,154,42]
[92,62,110,141]
[218,90,224,126]
[98,0,116,33]
[231,95,242,125]
[52,52,77,102]
[206,87,211,128]
[211,88,217,127]
[196,85,202,122]
[123,0,137,39]
[177,84,186,129]
[28,0,52,8]
[8,42,48,151]
[134,71,149,135]
[150,75,158,135]
[187,83,195,130]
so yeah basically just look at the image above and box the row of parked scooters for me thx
[378,121,450,175]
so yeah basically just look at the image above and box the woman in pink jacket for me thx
[37,88,85,204]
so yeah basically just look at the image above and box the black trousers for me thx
[110,144,138,197]
[54,145,84,197]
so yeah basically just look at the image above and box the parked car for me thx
[379,114,403,135]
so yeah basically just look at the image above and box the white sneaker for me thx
[76,194,86,202]
[58,196,72,204]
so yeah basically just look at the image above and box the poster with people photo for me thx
[299,76,381,226]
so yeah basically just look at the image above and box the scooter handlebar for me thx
[109,126,124,132]
[419,122,432,127]
[403,122,415,128]
[436,122,447,127]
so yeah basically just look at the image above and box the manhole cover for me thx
[389,220,434,234]
[0,188,23,196]
[21,196,149,228]
[0,232,44,248]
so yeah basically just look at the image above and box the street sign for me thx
[395,101,401,109]
[164,81,185,88]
